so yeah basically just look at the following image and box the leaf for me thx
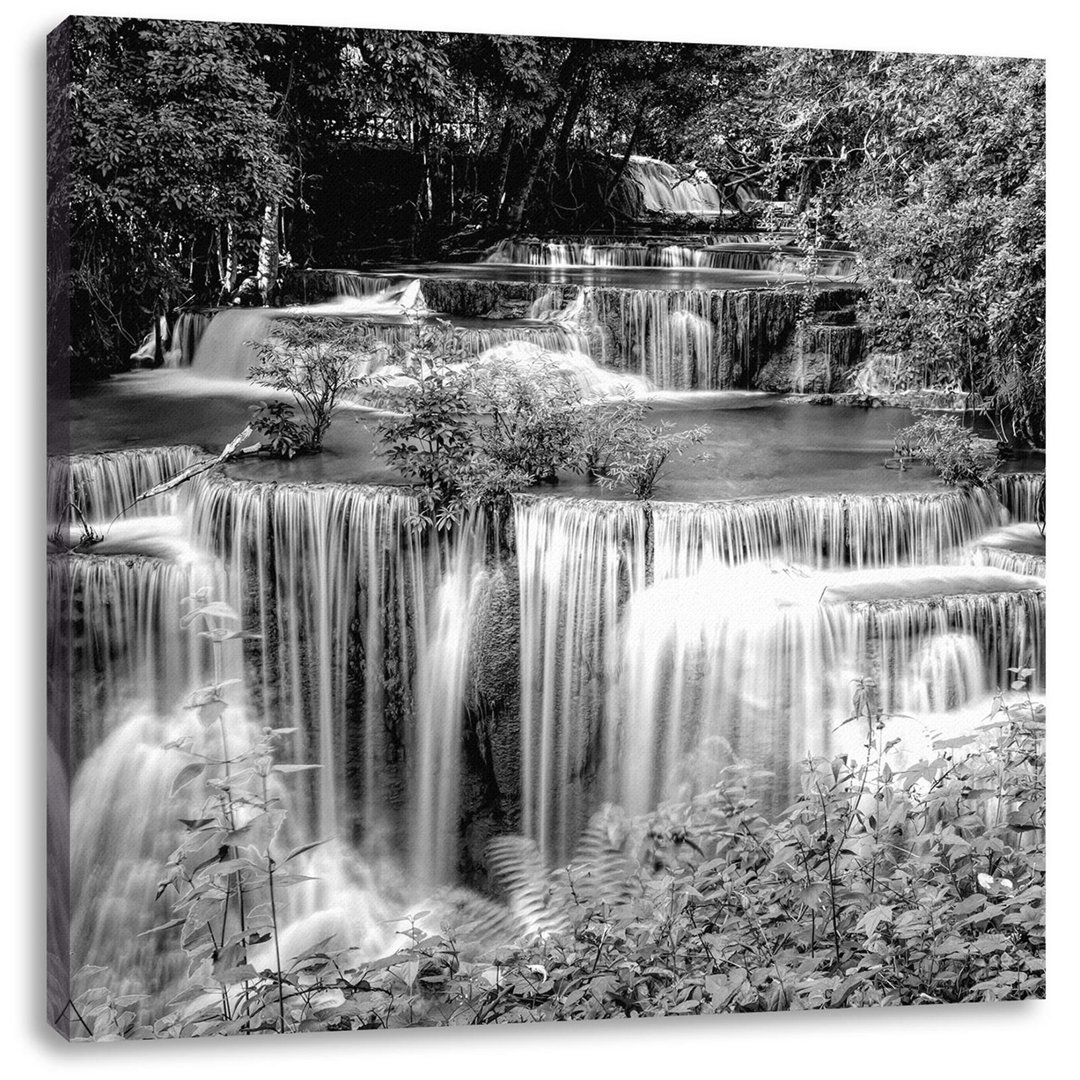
[196,701,226,727]
[855,905,893,938]
[281,837,334,865]
[272,763,323,774]
[212,964,259,986]
[178,818,216,830]
[137,917,186,938]
[170,762,206,797]
[799,882,830,910]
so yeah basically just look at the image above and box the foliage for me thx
[372,332,592,529]
[739,51,1045,445]
[893,415,1000,487]
[72,684,1043,1035]
[65,17,294,375]
[248,317,371,453]
[572,398,649,480]
[249,402,305,461]
[472,357,585,484]
[374,352,480,532]
[435,694,1044,1019]
[597,422,708,501]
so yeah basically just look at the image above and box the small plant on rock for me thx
[893,414,999,487]
[249,316,373,453]
[598,422,708,501]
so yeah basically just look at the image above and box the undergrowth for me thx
[66,673,1044,1036]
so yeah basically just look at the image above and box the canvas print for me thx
[46,17,1046,1038]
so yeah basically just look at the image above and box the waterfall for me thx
[48,446,203,525]
[608,567,855,817]
[188,473,427,845]
[696,244,857,276]
[994,472,1045,522]
[410,519,492,885]
[482,236,782,268]
[526,285,808,389]
[621,156,722,215]
[48,553,223,765]
[515,496,647,863]
[649,488,1005,573]
[970,545,1045,577]
[513,489,1030,859]
[854,587,1044,700]
[163,309,217,367]
[294,273,859,392]
[189,307,276,380]
[606,568,1043,817]
[331,271,395,298]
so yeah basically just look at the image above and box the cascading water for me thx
[482,238,856,277]
[484,236,775,268]
[527,284,813,389]
[607,566,1042,818]
[48,552,223,765]
[620,156,722,215]
[48,445,202,524]
[649,488,1006,574]
[188,473,427,844]
[515,497,647,863]
[513,489,1039,861]
[410,518,492,886]
[994,472,1045,522]
[163,309,217,367]
[281,270,864,392]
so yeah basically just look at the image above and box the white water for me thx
[52,430,1046,1016]
[513,491,1042,860]
[622,156,723,215]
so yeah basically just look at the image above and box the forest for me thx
[50,19,1044,443]
[47,16,1046,1040]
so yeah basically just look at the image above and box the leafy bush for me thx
[248,316,372,453]
[362,692,1044,1024]
[597,421,708,500]
[893,414,1000,487]
[375,358,481,531]
[68,669,1044,1035]
[472,357,585,484]
[573,398,649,481]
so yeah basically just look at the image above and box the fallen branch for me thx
[107,425,257,529]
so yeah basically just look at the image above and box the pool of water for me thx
[53,368,1050,501]
[346,262,856,292]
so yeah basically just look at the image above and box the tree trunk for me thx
[489,115,516,223]
[504,42,595,227]
[257,200,281,303]
[504,104,563,227]
[604,94,650,205]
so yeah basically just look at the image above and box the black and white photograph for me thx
[42,5,1051,1048]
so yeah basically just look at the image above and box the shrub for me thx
[373,340,591,530]
[375,358,480,531]
[248,316,372,453]
[68,678,1045,1035]
[373,692,1044,1022]
[572,398,649,481]
[598,421,708,501]
[893,414,1000,487]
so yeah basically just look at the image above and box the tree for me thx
[66,17,293,375]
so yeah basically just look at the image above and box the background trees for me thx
[55,21,1045,446]
[66,18,292,377]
